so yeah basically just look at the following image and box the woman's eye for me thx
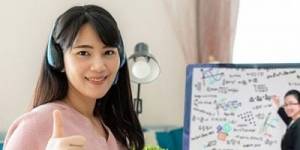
[77,51,90,56]
[104,50,116,55]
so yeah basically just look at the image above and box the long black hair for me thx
[32,5,144,149]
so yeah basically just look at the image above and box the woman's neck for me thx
[292,112,300,121]
[64,90,96,119]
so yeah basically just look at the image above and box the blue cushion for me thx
[155,128,183,150]
[0,143,3,150]
[156,131,175,150]
[169,128,183,150]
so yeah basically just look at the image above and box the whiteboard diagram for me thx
[183,63,300,150]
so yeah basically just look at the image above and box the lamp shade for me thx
[128,42,160,84]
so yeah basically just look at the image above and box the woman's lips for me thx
[85,76,107,85]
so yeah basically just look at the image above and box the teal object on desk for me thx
[156,128,183,150]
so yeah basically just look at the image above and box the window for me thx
[233,0,300,63]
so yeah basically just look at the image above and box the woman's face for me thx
[284,95,300,119]
[63,23,120,100]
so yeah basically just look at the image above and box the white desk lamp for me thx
[128,42,160,114]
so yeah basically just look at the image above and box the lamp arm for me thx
[134,83,143,115]
[137,83,141,99]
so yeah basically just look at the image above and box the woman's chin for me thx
[287,113,294,118]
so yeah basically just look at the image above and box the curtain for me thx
[162,0,198,64]
[197,0,239,63]
[163,0,239,63]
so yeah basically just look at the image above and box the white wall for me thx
[0,0,186,134]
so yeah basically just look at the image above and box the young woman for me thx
[273,90,300,150]
[4,4,144,150]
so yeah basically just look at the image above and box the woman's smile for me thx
[85,76,108,85]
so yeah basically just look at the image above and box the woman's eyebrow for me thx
[103,45,117,49]
[73,45,116,49]
[73,45,94,49]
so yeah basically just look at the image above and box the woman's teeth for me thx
[86,77,106,81]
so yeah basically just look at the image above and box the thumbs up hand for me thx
[46,110,86,150]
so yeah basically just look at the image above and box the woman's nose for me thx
[90,57,106,72]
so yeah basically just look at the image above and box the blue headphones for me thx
[46,26,126,70]
[46,26,64,71]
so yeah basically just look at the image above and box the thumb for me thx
[52,110,64,138]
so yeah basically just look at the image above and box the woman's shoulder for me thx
[289,118,300,130]
[293,118,300,126]
[4,101,68,148]
[294,117,300,124]
[14,101,68,124]
[31,101,69,115]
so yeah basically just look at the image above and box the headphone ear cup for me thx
[47,37,64,70]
